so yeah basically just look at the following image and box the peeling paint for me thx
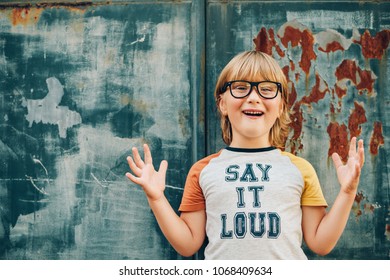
[355,29,390,59]
[369,121,385,155]
[353,191,365,218]
[21,77,82,138]
[335,59,377,98]
[0,1,94,13]
[10,7,42,26]
[253,27,284,57]
[315,29,353,53]
[327,122,349,162]
[278,20,316,76]
[2,3,90,29]
[253,21,387,163]
[301,72,329,105]
[353,191,380,219]
[348,102,367,139]
[6,2,86,26]
[289,103,304,154]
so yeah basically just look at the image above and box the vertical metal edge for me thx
[190,0,206,260]
[190,0,206,163]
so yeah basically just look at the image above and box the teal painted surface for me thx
[0,1,201,260]
[0,0,388,260]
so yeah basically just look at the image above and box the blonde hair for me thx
[214,51,291,148]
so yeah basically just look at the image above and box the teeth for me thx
[244,111,263,116]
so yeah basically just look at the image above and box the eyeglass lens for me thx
[230,81,278,99]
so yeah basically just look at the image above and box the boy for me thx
[126,51,364,259]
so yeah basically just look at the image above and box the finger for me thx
[132,147,145,168]
[125,171,142,186]
[158,160,168,176]
[158,160,168,173]
[143,144,153,165]
[348,137,357,157]
[355,161,361,177]
[126,156,142,177]
[358,139,365,167]
[332,152,343,170]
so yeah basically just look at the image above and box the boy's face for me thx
[219,82,283,148]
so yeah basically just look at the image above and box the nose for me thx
[247,86,261,102]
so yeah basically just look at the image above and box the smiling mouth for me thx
[242,110,264,117]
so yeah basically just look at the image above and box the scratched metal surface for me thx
[0,1,205,260]
[206,1,389,259]
[0,0,389,260]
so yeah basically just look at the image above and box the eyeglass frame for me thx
[221,80,282,99]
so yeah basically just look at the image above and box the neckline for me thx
[225,146,276,153]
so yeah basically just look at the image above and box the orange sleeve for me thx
[179,152,221,212]
[282,151,328,207]
[300,164,328,206]
[296,159,328,207]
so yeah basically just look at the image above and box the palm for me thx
[126,144,168,201]
[332,137,365,194]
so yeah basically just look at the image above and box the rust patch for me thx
[0,2,94,9]
[327,122,349,162]
[279,25,316,75]
[299,29,316,76]
[353,191,379,219]
[316,29,352,54]
[334,59,376,97]
[280,25,302,48]
[253,23,385,161]
[294,73,300,82]
[282,64,302,154]
[282,63,302,154]
[319,40,344,53]
[353,191,365,218]
[282,65,290,81]
[335,59,357,85]
[364,203,375,213]
[282,65,297,106]
[386,224,390,241]
[253,27,284,57]
[290,59,296,72]
[301,72,329,104]
[10,7,42,26]
[335,84,347,99]
[330,102,335,114]
[354,29,390,59]
[7,4,89,26]
[356,67,376,95]
[348,102,367,138]
[354,191,364,204]
[289,81,298,107]
[369,121,384,155]
[289,103,304,154]
[253,27,273,56]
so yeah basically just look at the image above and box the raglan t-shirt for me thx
[179,147,328,260]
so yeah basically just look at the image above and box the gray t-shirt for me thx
[179,147,327,260]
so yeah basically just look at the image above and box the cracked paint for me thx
[22,77,82,138]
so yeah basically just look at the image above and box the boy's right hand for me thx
[126,144,168,202]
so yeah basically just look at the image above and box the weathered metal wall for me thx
[0,0,388,260]
[206,1,389,259]
[0,0,205,260]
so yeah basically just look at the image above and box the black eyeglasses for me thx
[221,80,281,99]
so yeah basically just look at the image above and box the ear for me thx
[218,95,228,116]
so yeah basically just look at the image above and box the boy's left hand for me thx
[331,137,365,195]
